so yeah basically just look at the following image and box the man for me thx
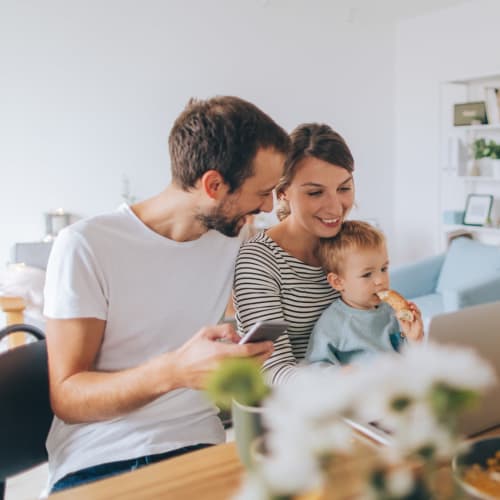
[44,96,289,492]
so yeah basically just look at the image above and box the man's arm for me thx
[47,318,273,424]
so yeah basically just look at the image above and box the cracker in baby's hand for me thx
[376,290,414,322]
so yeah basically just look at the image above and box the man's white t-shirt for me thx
[43,204,241,488]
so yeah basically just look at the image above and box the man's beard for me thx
[197,211,244,237]
[198,198,257,237]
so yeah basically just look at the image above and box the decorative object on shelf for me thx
[492,158,500,180]
[471,138,500,160]
[484,87,500,125]
[454,101,488,126]
[442,210,465,225]
[468,159,481,176]
[470,138,500,176]
[43,209,70,241]
[212,344,495,500]
[469,137,500,177]
[463,194,494,226]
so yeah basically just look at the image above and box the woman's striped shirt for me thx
[233,232,339,385]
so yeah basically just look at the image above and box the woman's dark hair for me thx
[168,96,290,193]
[276,123,354,220]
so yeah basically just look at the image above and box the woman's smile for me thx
[316,216,342,228]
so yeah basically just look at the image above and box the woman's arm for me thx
[233,240,301,385]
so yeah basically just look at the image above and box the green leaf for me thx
[415,444,435,460]
[390,395,413,412]
[429,383,479,420]
[205,358,270,409]
[370,468,386,492]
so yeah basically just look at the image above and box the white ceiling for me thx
[370,0,472,20]
[273,0,473,23]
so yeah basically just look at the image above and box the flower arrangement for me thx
[208,342,496,500]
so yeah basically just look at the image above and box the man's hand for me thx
[47,318,273,423]
[169,323,274,390]
[398,302,424,342]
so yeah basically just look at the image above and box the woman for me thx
[233,123,355,384]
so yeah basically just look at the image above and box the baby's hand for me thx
[398,302,424,342]
[341,364,355,374]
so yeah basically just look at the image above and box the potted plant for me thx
[471,138,500,176]
[206,357,270,469]
[490,142,500,179]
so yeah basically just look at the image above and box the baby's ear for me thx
[327,272,344,292]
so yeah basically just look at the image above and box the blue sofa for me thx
[390,237,500,323]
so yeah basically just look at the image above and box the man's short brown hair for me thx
[317,220,386,274]
[168,96,290,193]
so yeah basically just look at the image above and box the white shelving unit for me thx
[443,224,500,234]
[439,74,500,249]
[454,176,500,181]
[452,124,500,132]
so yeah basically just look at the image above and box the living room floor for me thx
[6,463,48,500]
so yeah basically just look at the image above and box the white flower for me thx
[353,342,495,424]
[402,341,496,391]
[235,341,496,499]
[382,403,460,462]
[264,365,362,426]
[261,450,323,494]
[263,367,357,462]
[264,416,353,473]
[307,419,353,454]
[385,466,415,497]
[232,473,271,500]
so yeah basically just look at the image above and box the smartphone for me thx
[238,320,287,344]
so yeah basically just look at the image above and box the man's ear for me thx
[200,170,228,200]
[327,272,344,292]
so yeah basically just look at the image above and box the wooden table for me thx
[48,428,500,500]
[49,442,245,500]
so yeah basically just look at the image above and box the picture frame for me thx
[453,101,488,126]
[463,194,494,226]
[44,210,71,239]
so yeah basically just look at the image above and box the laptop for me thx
[346,301,500,445]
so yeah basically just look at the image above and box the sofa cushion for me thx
[436,238,500,293]
[412,293,444,328]
[390,253,445,299]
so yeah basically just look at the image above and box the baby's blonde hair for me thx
[317,220,386,274]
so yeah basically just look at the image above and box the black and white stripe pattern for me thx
[233,232,339,385]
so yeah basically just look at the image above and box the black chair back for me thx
[0,324,53,500]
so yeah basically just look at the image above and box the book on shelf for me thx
[484,86,500,124]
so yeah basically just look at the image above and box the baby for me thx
[306,220,424,366]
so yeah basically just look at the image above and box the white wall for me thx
[0,0,396,266]
[394,0,500,263]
